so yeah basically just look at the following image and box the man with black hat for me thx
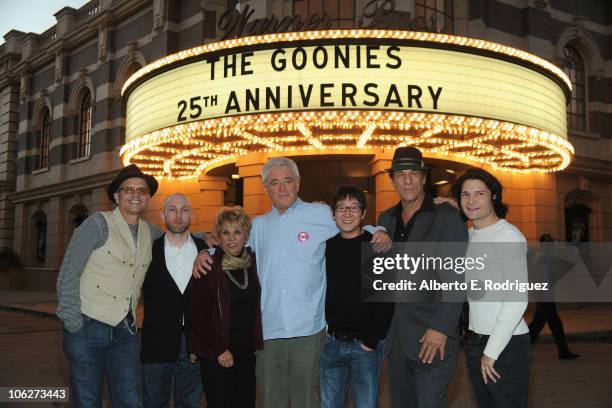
[377,147,468,408]
[57,164,181,407]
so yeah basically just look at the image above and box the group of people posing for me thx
[57,146,536,408]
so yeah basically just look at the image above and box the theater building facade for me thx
[0,0,611,291]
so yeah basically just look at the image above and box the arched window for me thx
[77,90,92,158]
[563,45,587,131]
[415,0,453,33]
[65,204,89,245]
[33,212,47,264]
[40,109,51,168]
[293,0,356,29]
[36,107,51,169]
[71,205,89,228]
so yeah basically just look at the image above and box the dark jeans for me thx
[387,333,458,408]
[466,333,531,408]
[200,350,256,408]
[62,315,141,408]
[529,302,571,354]
[320,334,385,408]
[143,333,202,408]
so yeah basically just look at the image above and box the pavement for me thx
[1,290,612,407]
[0,290,145,328]
[2,289,612,341]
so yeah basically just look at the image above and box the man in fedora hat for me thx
[57,164,204,407]
[377,146,468,408]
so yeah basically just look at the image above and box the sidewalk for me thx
[1,289,611,340]
[0,290,145,328]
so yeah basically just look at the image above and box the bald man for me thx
[141,194,207,408]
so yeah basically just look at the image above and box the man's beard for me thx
[167,223,189,234]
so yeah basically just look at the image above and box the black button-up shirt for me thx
[392,193,436,242]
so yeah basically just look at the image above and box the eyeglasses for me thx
[334,205,363,214]
[118,187,150,196]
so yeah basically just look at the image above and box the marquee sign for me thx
[121,30,573,180]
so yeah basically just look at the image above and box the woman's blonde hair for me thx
[214,206,252,239]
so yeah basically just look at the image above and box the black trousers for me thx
[200,351,256,408]
[387,335,458,408]
[466,333,531,408]
[529,302,570,354]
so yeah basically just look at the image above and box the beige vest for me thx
[80,207,152,326]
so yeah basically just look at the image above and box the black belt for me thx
[328,326,362,343]
[469,330,489,340]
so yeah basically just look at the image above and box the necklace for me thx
[225,268,248,290]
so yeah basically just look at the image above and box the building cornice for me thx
[0,75,19,89]
[0,180,16,192]
[564,155,612,180]
[9,169,119,204]
[0,51,22,88]
[9,0,150,78]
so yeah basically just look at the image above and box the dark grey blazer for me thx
[378,200,468,360]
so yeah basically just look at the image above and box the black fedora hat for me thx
[386,146,429,173]
[107,164,158,204]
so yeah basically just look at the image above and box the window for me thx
[563,45,587,131]
[293,0,356,29]
[414,0,453,33]
[77,90,92,158]
[34,212,47,264]
[36,108,51,169]
[71,205,89,228]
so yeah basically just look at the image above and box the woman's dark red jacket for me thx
[186,247,263,359]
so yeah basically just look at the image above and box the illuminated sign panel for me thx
[122,30,573,179]
[126,44,567,140]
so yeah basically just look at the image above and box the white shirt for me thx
[467,219,529,360]
[164,234,198,294]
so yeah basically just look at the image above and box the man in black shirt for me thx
[320,186,394,408]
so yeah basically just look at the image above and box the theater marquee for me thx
[121,30,574,180]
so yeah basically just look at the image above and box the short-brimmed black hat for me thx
[386,146,429,173]
[107,164,158,204]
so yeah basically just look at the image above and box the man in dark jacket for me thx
[141,193,207,408]
[378,147,468,408]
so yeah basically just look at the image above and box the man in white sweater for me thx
[453,167,531,408]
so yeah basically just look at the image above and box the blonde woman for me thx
[186,206,263,408]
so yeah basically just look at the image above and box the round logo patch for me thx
[297,232,309,242]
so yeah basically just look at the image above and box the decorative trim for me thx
[9,169,118,204]
[32,167,50,175]
[555,25,604,77]
[69,155,91,165]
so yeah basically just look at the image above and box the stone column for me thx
[197,175,228,232]
[91,186,111,214]
[10,203,26,289]
[236,153,271,218]
[11,203,26,256]
[493,171,559,242]
[0,78,19,250]
[46,196,63,269]
[369,152,395,222]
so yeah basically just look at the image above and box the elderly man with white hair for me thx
[194,157,390,408]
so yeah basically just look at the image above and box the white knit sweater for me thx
[467,219,529,360]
